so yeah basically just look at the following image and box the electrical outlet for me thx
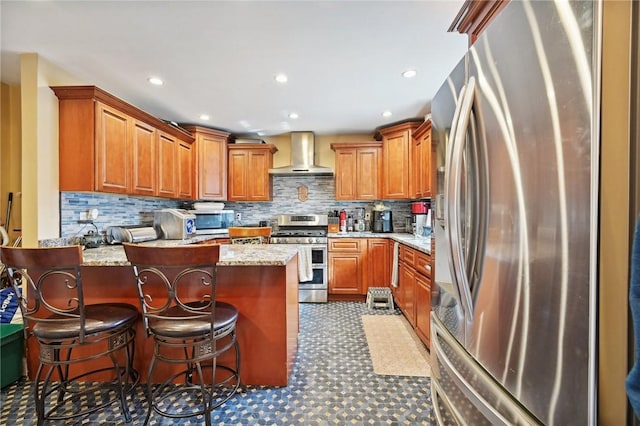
[79,211,88,221]
[235,212,242,222]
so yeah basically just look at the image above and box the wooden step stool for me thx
[366,287,395,310]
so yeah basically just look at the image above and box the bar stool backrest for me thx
[123,243,221,337]
[228,227,271,244]
[0,246,88,341]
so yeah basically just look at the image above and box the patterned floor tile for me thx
[0,302,435,425]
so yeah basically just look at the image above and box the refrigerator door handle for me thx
[444,83,469,310]
[448,76,477,320]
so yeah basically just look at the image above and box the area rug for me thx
[361,315,431,377]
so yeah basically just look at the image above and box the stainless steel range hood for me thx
[268,131,333,176]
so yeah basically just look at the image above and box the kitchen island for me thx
[26,243,301,386]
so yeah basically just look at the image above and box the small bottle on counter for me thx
[339,210,347,233]
[347,215,354,232]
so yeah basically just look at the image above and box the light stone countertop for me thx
[81,240,300,267]
[328,232,431,255]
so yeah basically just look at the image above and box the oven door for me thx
[299,244,328,303]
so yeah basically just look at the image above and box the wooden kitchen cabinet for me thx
[227,144,278,201]
[331,142,382,200]
[365,238,390,290]
[411,120,432,199]
[131,119,157,196]
[95,102,130,193]
[399,245,416,326]
[328,239,365,295]
[157,131,179,198]
[182,126,230,201]
[377,121,421,199]
[178,139,194,199]
[414,273,431,348]
[396,243,432,348]
[53,86,195,198]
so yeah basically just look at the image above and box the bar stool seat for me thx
[149,301,238,338]
[32,303,138,340]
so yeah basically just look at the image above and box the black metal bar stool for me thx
[123,243,240,426]
[0,246,139,425]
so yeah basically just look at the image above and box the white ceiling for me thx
[1,1,468,136]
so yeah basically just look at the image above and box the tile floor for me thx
[0,301,435,425]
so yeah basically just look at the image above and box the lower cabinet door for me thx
[414,274,431,348]
[328,253,363,294]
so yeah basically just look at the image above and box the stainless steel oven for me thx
[270,214,328,303]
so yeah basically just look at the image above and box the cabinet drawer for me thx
[329,239,363,252]
[399,244,416,266]
[416,252,431,277]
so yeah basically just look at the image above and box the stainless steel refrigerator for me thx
[430,1,599,424]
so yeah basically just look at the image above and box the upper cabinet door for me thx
[199,132,228,200]
[182,125,230,201]
[331,142,382,201]
[131,119,157,196]
[412,119,432,199]
[157,131,178,198]
[356,147,381,200]
[333,147,357,200]
[378,122,420,199]
[227,144,277,202]
[178,139,194,199]
[95,102,130,193]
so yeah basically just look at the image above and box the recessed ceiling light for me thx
[401,69,417,78]
[382,110,393,118]
[288,112,299,119]
[148,76,164,86]
[275,73,288,83]
[199,114,210,121]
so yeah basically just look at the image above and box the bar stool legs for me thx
[143,331,241,426]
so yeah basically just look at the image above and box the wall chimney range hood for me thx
[268,131,333,176]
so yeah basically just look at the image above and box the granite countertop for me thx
[328,232,431,254]
[81,240,299,267]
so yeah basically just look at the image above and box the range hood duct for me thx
[268,131,334,176]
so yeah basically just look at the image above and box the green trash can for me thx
[0,323,24,388]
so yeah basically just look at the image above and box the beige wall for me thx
[13,53,82,247]
[0,83,22,244]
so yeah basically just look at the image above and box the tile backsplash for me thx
[60,176,418,238]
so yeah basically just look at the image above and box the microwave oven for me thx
[189,210,235,235]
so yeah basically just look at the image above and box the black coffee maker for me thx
[373,210,393,233]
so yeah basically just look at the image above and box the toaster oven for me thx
[189,210,235,235]
[153,209,196,239]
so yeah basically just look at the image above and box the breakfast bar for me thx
[24,243,301,387]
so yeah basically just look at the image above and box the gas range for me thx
[269,214,329,303]
[270,214,328,245]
